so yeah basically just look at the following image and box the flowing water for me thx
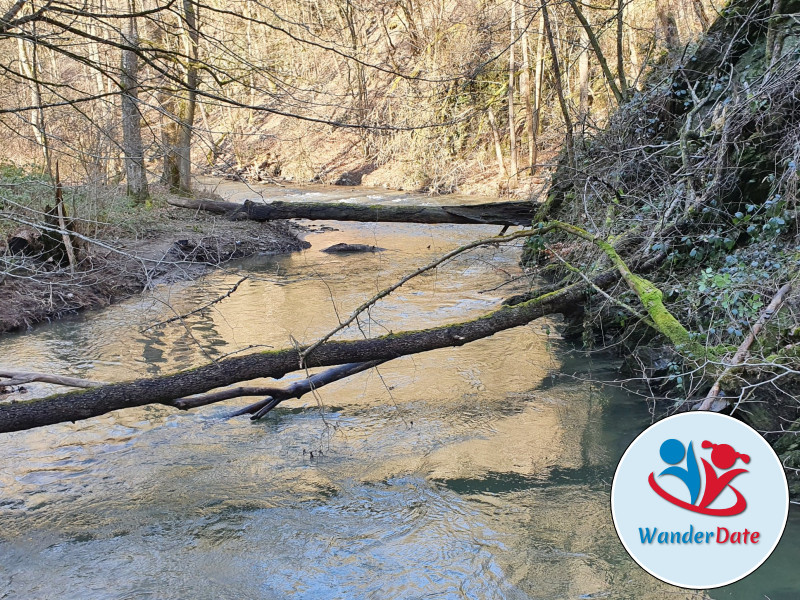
[0,182,797,599]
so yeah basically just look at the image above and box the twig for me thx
[547,246,653,325]
[299,228,542,366]
[696,283,792,411]
[141,276,248,331]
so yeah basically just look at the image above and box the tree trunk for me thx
[507,0,519,184]
[166,195,539,226]
[121,1,149,203]
[486,107,508,180]
[658,8,679,51]
[520,26,535,175]
[692,0,710,29]
[160,0,199,193]
[626,0,641,90]
[17,35,51,175]
[578,25,590,126]
[567,0,624,104]
[616,0,628,97]
[179,0,199,193]
[541,0,574,167]
[531,12,545,171]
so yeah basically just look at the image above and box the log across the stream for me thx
[167,197,538,226]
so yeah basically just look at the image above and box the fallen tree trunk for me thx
[0,269,621,433]
[167,196,538,226]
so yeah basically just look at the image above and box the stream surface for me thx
[0,181,797,599]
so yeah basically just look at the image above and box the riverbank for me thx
[201,121,559,198]
[0,187,309,334]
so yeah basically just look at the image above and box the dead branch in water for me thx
[0,369,105,388]
[173,360,387,418]
[0,265,622,433]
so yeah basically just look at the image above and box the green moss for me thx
[628,274,694,349]
[547,220,698,352]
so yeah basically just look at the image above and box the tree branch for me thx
[141,276,248,331]
[172,360,386,418]
[0,370,105,388]
[696,283,792,411]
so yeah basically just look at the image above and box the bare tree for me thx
[121,0,149,203]
[507,0,519,183]
[519,22,535,174]
[160,0,200,193]
[578,23,590,126]
[568,0,624,104]
[541,0,574,167]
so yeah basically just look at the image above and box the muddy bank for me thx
[0,208,309,334]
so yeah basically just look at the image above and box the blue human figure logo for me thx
[658,438,701,505]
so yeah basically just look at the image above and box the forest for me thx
[0,0,799,487]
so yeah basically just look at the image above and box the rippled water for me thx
[0,183,797,599]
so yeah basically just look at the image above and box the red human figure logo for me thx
[698,441,750,513]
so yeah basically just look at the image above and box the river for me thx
[0,182,797,599]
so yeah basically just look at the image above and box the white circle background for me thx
[611,412,789,589]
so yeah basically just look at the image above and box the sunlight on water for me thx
[0,182,795,599]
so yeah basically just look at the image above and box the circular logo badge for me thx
[611,412,788,589]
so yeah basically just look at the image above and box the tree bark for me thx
[0,271,618,433]
[121,0,149,203]
[541,0,574,167]
[0,370,104,388]
[567,0,624,104]
[507,0,519,184]
[178,0,199,193]
[159,0,199,193]
[177,360,387,414]
[520,24,535,174]
[166,196,539,226]
[486,107,508,179]
[531,12,545,171]
[17,33,51,176]
[578,25,590,126]
[693,0,710,29]
[616,0,628,96]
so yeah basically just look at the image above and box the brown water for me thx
[0,182,796,599]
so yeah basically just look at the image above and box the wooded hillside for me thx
[0,0,720,195]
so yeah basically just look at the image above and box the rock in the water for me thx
[321,243,384,254]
